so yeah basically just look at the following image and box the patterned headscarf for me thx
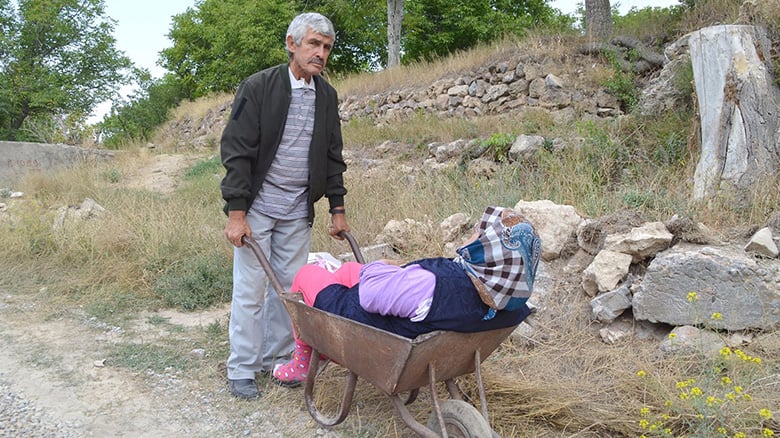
[453,206,542,311]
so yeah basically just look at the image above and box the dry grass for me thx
[678,0,743,31]
[167,92,233,123]
[3,5,780,436]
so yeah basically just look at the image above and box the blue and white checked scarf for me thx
[454,206,542,311]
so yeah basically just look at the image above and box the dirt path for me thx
[123,153,195,194]
[0,289,342,438]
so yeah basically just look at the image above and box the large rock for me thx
[514,200,583,261]
[603,221,674,262]
[633,243,780,330]
[581,250,632,296]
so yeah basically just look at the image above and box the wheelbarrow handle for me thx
[240,231,365,295]
[241,236,287,295]
[339,231,366,264]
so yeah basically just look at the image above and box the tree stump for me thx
[690,25,780,200]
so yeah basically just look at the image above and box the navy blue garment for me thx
[313,257,531,339]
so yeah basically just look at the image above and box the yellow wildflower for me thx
[687,291,698,302]
[711,312,723,320]
[676,380,691,389]
[763,428,774,437]
[759,409,772,420]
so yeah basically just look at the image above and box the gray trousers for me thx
[226,210,311,380]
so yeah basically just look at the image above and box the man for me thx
[220,12,349,400]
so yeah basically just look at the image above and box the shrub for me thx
[480,132,517,162]
[153,251,232,311]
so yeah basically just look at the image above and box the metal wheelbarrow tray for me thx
[243,233,516,438]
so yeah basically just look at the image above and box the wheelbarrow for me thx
[242,232,520,438]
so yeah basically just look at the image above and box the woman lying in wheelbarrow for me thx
[273,205,542,387]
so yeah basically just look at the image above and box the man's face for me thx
[287,28,334,82]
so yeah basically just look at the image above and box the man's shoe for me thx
[228,379,261,400]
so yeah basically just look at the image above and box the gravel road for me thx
[1,375,83,438]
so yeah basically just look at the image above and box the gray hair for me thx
[286,13,336,58]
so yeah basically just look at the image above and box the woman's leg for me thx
[273,261,362,386]
[332,261,362,288]
[290,261,362,306]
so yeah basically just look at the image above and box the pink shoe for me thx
[273,340,311,387]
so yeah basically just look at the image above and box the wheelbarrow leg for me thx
[442,351,488,420]
[405,389,420,406]
[428,364,449,438]
[304,348,357,427]
[472,349,490,420]
[387,363,443,438]
[445,380,462,400]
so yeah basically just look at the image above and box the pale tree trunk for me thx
[585,0,612,41]
[690,25,780,200]
[387,0,404,68]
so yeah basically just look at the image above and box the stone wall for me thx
[338,54,623,124]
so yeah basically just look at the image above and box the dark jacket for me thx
[220,63,347,223]
[313,257,531,339]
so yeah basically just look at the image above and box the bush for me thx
[480,132,517,162]
[153,251,232,311]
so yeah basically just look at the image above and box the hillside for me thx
[2,4,780,436]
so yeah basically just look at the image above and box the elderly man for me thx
[220,12,350,399]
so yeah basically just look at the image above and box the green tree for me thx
[98,70,186,148]
[402,0,557,62]
[292,0,388,72]
[0,0,131,141]
[160,0,295,97]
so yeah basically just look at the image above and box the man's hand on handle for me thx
[225,210,252,247]
[328,209,349,241]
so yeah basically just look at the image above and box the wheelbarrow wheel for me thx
[427,400,492,438]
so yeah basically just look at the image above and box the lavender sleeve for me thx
[358,261,436,318]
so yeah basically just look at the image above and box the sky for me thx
[88,0,195,121]
[104,0,196,78]
[549,0,681,16]
[92,0,680,121]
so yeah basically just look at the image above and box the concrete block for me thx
[0,141,115,186]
